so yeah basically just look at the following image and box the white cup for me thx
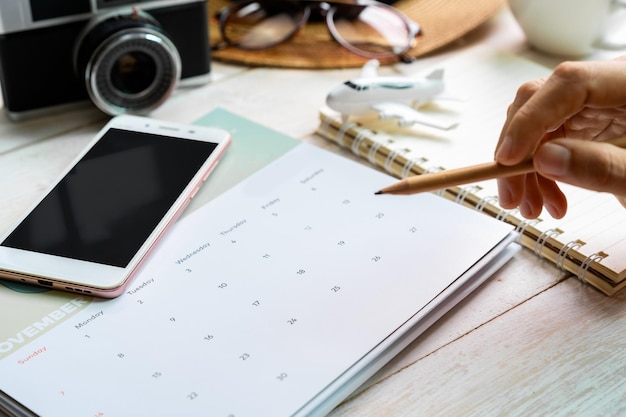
[509,0,626,57]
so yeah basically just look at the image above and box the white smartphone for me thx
[0,114,231,298]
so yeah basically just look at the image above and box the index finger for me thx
[496,59,626,165]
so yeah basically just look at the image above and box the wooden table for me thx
[1,6,625,416]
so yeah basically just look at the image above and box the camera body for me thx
[0,0,211,120]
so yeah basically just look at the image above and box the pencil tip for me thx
[374,190,384,195]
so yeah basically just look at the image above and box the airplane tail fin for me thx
[425,69,444,80]
[360,59,380,78]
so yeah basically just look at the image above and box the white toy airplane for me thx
[326,60,459,130]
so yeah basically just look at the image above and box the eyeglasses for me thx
[213,0,421,61]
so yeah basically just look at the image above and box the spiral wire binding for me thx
[368,139,384,165]
[352,129,373,155]
[476,195,498,212]
[337,122,357,148]
[555,240,584,271]
[514,217,539,242]
[496,207,519,223]
[401,156,427,178]
[455,185,481,205]
[533,228,563,256]
[578,252,607,284]
[384,148,403,174]
[401,158,417,178]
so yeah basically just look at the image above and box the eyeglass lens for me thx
[329,4,415,58]
[220,1,307,49]
[219,1,416,58]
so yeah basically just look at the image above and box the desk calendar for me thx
[0,112,518,417]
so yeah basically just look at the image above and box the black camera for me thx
[0,0,211,120]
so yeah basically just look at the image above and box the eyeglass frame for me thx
[212,0,422,61]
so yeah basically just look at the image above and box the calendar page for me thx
[0,143,516,417]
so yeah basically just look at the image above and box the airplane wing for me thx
[372,102,459,130]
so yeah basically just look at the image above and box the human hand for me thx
[494,57,626,219]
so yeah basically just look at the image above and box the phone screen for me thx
[1,128,218,268]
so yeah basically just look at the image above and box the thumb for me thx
[534,138,626,198]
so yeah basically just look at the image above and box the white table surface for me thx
[1,6,626,417]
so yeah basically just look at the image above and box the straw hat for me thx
[207,0,506,68]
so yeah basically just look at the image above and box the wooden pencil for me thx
[376,136,626,195]
[375,160,535,195]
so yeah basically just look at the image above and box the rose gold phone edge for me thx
[0,116,231,298]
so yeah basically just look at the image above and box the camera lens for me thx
[111,51,157,94]
[74,9,181,116]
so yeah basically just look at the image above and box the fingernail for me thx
[495,135,513,162]
[519,201,532,218]
[535,143,571,177]
[545,203,566,219]
[497,179,514,208]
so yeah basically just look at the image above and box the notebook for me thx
[0,109,519,417]
[317,47,626,296]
